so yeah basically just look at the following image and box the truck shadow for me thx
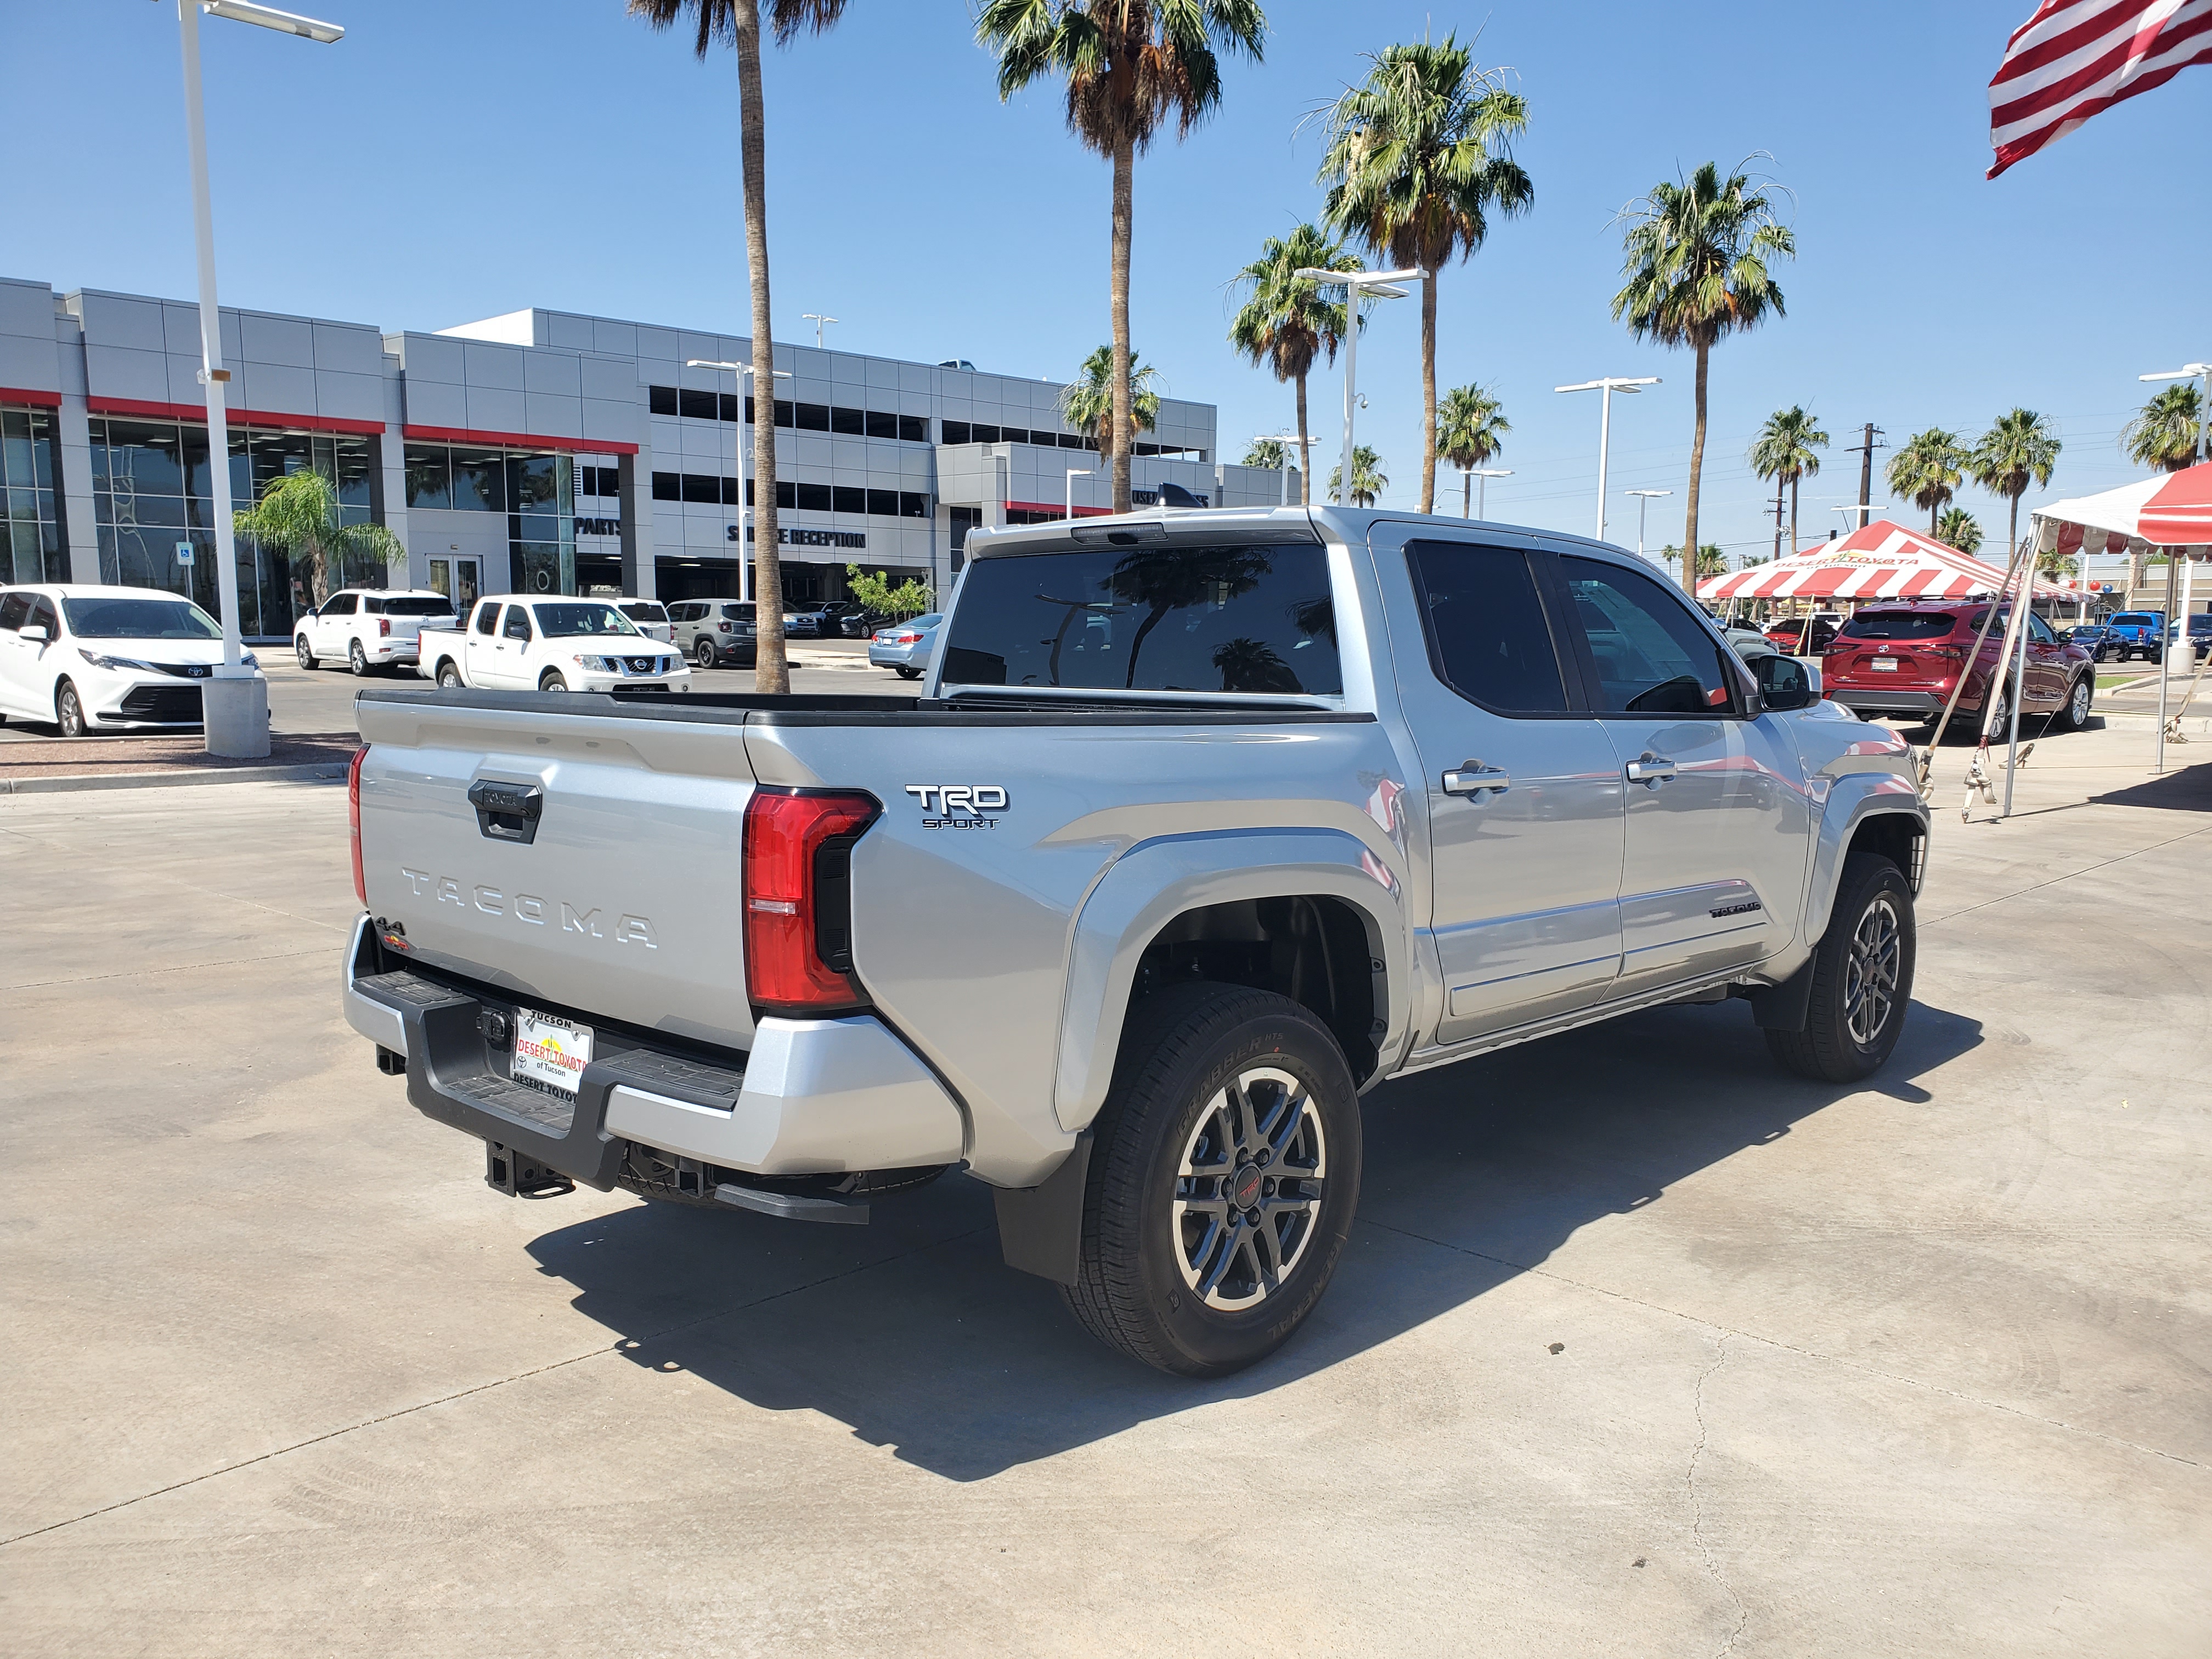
[525,997,1981,1482]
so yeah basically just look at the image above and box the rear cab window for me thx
[938,541,1341,696]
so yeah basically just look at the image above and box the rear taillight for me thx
[348,744,368,905]
[718,620,732,632]
[743,788,878,1013]
[377,617,391,637]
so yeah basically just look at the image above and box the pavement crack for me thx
[1362,1218,2203,1471]
[0,1226,987,1549]
[4,945,337,992]
[1688,1333,1748,1658]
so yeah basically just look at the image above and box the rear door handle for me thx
[1626,756,1677,787]
[1442,763,1512,797]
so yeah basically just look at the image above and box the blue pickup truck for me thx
[2105,611,2167,662]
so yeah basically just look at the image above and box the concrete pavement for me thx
[0,718,2205,1656]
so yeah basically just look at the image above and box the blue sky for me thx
[5,1,2204,563]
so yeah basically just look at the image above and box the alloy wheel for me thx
[296,636,314,670]
[2070,677,2091,725]
[1844,895,1902,1048]
[349,641,368,676]
[57,682,85,738]
[1171,1065,1328,1311]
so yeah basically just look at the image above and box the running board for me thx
[714,1180,870,1225]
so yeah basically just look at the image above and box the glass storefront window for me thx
[2,407,68,583]
[451,450,506,512]
[405,445,450,509]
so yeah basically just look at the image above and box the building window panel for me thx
[898,491,929,518]
[831,406,865,436]
[863,410,896,440]
[680,473,721,504]
[451,450,507,512]
[678,388,718,422]
[898,415,929,444]
[649,385,679,416]
[795,482,832,512]
[832,486,866,515]
[718,391,740,424]
[864,488,896,517]
[651,471,681,501]
[796,403,831,432]
[941,420,970,445]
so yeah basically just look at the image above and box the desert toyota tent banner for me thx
[1699,519,2076,604]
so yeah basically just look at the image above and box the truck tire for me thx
[539,670,568,691]
[436,661,463,689]
[1064,983,1361,1378]
[1765,853,1914,1084]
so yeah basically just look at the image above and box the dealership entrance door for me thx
[427,556,479,614]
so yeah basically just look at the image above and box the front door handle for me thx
[1626,755,1677,787]
[1442,763,1512,798]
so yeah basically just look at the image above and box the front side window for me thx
[532,602,639,639]
[1558,555,1734,715]
[61,595,221,640]
[1405,540,1569,714]
[2028,613,2057,645]
[0,592,31,631]
[503,606,534,642]
[326,593,358,616]
[939,541,1341,696]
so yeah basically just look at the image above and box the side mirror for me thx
[19,624,49,644]
[1757,653,1821,712]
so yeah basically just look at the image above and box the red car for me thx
[1765,614,1839,653]
[1822,601,2095,733]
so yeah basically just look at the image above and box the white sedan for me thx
[0,584,263,738]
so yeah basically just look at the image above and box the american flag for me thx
[1988,0,2212,177]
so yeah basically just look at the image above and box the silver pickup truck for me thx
[342,506,1927,1376]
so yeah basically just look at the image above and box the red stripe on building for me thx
[86,395,386,436]
[402,423,639,456]
[1,386,65,408]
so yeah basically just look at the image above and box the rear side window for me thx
[1559,555,1735,715]
[1405,540,1569,714]
[939,542,1341,696]
[475,602,501,636]
[1837,611,1960,641]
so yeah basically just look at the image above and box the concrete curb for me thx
[0,761,352,797]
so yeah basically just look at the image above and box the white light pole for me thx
[689,359,789,603]
[1253,434,1304,505]
[1555,377,1660,541]
[1467,467,1511,520]
[1064,468,1092,520]
[2142,364,2209,680]
[1296,266,1421,507]
[175,0,343,757]
[802,313,839,348]
[1627,488,1672,562]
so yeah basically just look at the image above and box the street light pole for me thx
[175,0,345,758]
[1628,488,1672,563]
[1296,266,1420,506]
[1252,435,1303,506]
[1064,468,1092,520]
[1555,376,1660,541]
[1464,467,1511,520]
[689,359,789,604]
[802,313,839,349]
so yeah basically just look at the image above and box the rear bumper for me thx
[341,915,964,1187]
[1829,687,1945,717]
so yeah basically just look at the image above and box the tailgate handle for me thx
[467,780,544,845]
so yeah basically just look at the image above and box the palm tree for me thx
[1325,444,1386,507]
[1060,346,1160,454]
[1936,507,1984,556]
[234,470,403,608]
[1228,224,1356,505]
[1434,384,1509,517]
[1317,35,1531,514]
[629,0,850,695]
[1970,407,2061,562]
[1747,406,1827,553]
[1612,161,1793,595]
[980,1,1267,514]
[1243,438,1289,468]
[1662,542,1728,582]
[1886,428,1966,533]
[2121,382,2203,472]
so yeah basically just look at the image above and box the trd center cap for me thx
[1232,1163,1263,1209]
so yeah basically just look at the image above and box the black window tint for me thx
[797,403,830,431]
[774,400,794,428]
[720,476,742,505]
[328,593,358,616]
[898,415,929,443]
[795,483,833,512]
[680,474,721,504]
[1060,433,1086,450]
[863,410,896,439]
[360,594,382,614]
[1559,555,1734,715]
[866,489,898,516]
[718,392,740,424]
[1406,541,1569,714]
[651,472,680,501]
[678,388,718,422]
[899,491,928,518]
[833,486,866,515]
[1001,428,1029,445]
[648,386,678,417]
[1837,611,1960,641]
[971,424,1000,444]
[503,606,532,641]
[382,596,455,617]
[942,420,971,445]
[0,592,32,630]
[831,406,864,436]
[940,543,1341,696]
[776,481,797,510]
[475,602,500,635]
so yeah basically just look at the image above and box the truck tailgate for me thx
[355,692,758,1050]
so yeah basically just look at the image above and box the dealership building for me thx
[0,273,1289,637]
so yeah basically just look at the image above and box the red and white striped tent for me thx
[2033,458,2212,557]
[1697,520,2075,604]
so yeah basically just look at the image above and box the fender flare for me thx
[1803,778,1927,945]
[1051,826,1410,1136]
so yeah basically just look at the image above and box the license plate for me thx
[1871,657,1898,672]
[512,1008,592,1095]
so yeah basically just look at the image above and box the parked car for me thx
[417,597,691,692]
[2064,623,2118,661]
[614,600,673,643]
[1764,614,1840,654]
[1822,601,2095,733]
[2162,613,2212,661]
[0,583,263,737]
[2105,611,2167,661]
[342,504,1929,1378]
[1716,618,1776,662]
[780,606,824,639]
[667,600,757,669]
[866,612,943,678]
[296,589,456,676]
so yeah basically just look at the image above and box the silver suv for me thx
[666,600,756,669]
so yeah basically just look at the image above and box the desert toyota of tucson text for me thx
[341,505,1928,1376]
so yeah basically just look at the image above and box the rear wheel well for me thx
[1128,896,1381,1082]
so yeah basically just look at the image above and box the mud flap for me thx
[991,1132,1093,1285]
[1745,958,1815,1033]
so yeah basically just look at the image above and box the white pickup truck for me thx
[418,596,693,693]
